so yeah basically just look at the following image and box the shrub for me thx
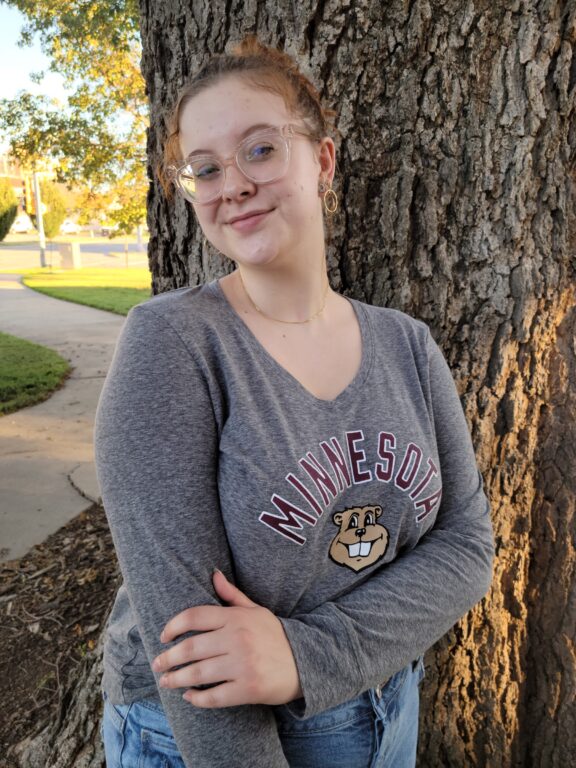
[0,178,18,242]
[31,181,66,238]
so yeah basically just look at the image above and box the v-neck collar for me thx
[206,277,375,409]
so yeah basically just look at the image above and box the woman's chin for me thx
[228,243,281,268]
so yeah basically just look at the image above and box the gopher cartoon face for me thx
[328,505,389,573]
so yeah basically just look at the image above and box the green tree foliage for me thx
[31,181,66,238]
[0,0,147,226]
[0,178,18,241]
[75,184,112,228]
[108,164,148,236]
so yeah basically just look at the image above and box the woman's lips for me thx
[227,209,273,232]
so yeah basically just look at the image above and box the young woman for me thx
[94,36,494,768]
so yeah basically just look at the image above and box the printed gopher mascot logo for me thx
[329,505,389,573]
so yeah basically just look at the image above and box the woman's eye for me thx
[194,162,221,179]
[246,142,276,161]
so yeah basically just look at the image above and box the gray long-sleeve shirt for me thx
[94,277,494,767]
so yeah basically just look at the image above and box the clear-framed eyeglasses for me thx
[167,123,317,205]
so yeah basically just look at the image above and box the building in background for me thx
[0,152,26,210]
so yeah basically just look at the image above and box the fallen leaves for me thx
[0,502,121,761]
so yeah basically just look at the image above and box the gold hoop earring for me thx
[323,188,338,215]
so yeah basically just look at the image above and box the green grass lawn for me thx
[0,332,72,416]
[20,268,153,315]
[0,268,153,415]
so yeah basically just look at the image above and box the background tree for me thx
[105,165,148,237]
[8,2,575,767]
[0,178,18,241]
[30,180,66,238]
[75,186,110,225]
[0,0,147,227]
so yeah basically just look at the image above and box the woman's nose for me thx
[221,162,256,201]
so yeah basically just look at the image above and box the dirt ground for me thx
[0,502,121,764]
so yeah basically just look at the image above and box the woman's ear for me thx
[318,137,336,186]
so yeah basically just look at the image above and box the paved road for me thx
[0,273,127,563]
[0,240,149,270]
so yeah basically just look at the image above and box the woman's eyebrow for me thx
[184,123,278,158]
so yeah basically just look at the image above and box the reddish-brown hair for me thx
[158,35,337,199]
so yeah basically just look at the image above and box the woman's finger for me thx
[183,680,252,708]
[153,630,222,673]
[159,654,231,691]
[160,604,226,642]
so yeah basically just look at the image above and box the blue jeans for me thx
[100,656,424,767]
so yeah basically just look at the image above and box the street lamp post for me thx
[32,171,46,267]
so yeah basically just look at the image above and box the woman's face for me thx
[177,75,335,269]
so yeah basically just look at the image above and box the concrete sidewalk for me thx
[0,274,127,563]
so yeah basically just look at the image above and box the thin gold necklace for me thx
[237,267,330,324]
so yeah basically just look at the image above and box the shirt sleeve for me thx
[276,326,495,719]
[94,303,290,768]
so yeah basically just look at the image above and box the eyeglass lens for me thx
[177,130,290,203]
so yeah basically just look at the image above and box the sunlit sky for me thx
[0,4,69,151]
[0,4,68,101]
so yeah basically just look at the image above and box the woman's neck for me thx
[233,259,332,325]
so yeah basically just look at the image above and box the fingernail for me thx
[213,568,223,577]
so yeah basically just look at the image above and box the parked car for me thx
[99,223,119,237]
[10,214,34,234]
[60,219,81,235]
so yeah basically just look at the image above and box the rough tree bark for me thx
[11,605,111,767]
[13,1,575,766]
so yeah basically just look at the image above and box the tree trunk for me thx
[521,303,576,766]
[10,607,111,767]
[22,1,573,766]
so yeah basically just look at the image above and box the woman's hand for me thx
[151,569,303,709]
